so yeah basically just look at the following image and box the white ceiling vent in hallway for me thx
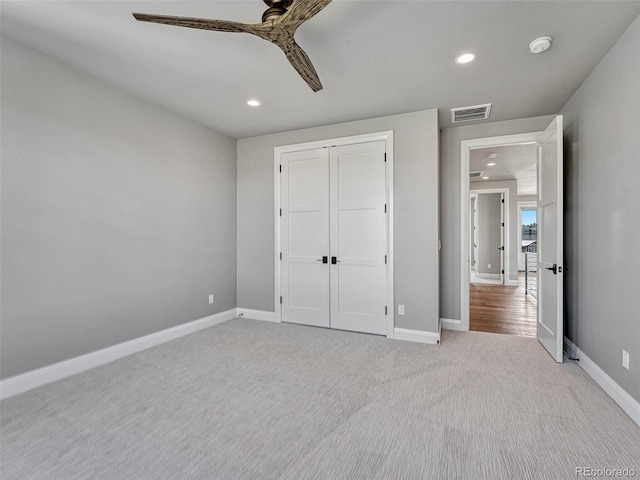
[450,104,492,123]
[470,171,484,178]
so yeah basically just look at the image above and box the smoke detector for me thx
[529,36,552,54]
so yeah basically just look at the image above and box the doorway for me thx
[469,189,507,286]
[274,131,395,337]
[459,117,564,361]
[469,171,534,337]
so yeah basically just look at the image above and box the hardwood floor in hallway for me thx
[470,272,537,337]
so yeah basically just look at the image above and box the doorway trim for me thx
[470,188,510,285]
[460,132,542,331]
[274,131,395,338]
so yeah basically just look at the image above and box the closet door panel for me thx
[329,141,387,335]
[281,148,330,328]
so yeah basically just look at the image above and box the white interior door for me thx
[281,148,330,328]
[500,193,505,284]
[473,200,479,270]
[537,116,564,362]
[329,141,387,335]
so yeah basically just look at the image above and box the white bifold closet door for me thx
[281,140,387,335]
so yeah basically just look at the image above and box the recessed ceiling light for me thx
[482,176,489,180]
[455,53,476,64]
[487,162,496,166]
[529,36,552,54]
[246,99,261,107]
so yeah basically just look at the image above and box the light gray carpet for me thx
[1,318,639,480]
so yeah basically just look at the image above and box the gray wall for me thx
[1,38,237,379]
[560,16,640,402]
[476,193,502,276]
[471,180,518,281]
[237,110,439,333]
[440,115,555,320]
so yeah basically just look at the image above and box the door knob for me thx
[545,264,557,274]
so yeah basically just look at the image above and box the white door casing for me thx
[329,141,387,335]
[280,148,330,327]
[537,116,564,362]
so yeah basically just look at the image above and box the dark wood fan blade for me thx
[279,39,323,92]
[280,0,332,27]
[132,13,257,34]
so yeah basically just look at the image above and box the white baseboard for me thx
[441,318,466,332]
[0,308,238,400]
[393,328,440,345]
[564,337,578,358]
[237,308,279,323]
[564,336,640,427]
[476,273,501,279]
[505,280,520,286]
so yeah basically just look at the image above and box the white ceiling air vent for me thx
[450,103,492,123]
[470,171,484,178]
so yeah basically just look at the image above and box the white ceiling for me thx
[2,1,640,138]
[470,144,538,196]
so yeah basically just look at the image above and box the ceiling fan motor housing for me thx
[262,0,293,22]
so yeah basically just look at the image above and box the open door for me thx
[500,193,505,284]
[537,116,564,362]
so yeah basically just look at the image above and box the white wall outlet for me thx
[622,350,629,370]
[488,263,492,269]
[208,294,214,305]
[398,305,405,315]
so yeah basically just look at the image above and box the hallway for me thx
[470,272,537,337]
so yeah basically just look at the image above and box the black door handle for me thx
[545,264,557,274]
[331,257,341,264]
[323,256,328,264]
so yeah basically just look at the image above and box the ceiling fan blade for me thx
[132,13,258,34]
[280,0,332,27]
[279,39,323,92]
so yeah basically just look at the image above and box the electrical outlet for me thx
[208,294,214,305]
[622,350,629,370]
[488,263,492,269]
[398,305,405,315]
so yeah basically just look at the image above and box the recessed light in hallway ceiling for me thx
[455,53,476,64]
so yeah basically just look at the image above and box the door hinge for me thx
[501,222,504,227]
[280,252,282,260]
[384,153,387,162]
[279,165,282,173]
[280,208,282,216]
[384,204,387,213]
[280,296,282,304]
[501,246,504,250]
[385,306,388,315]
[385,254,387,264]
[502,269,504,274]
[501,198,504,203]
